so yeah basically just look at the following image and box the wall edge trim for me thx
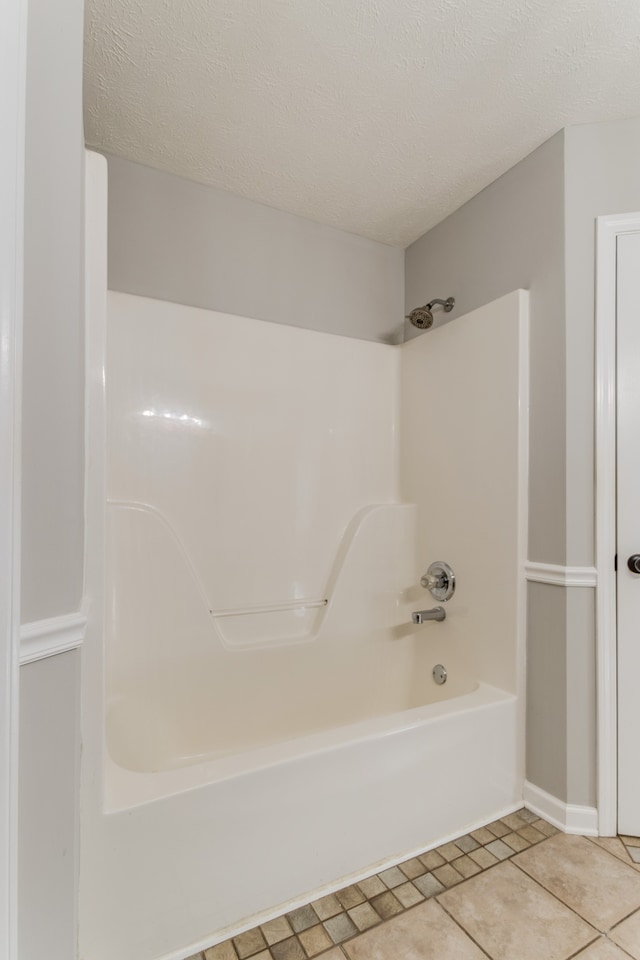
[19,611,86,665]
[524,780,598,836]
[524,561,597,587]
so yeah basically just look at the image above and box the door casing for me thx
[0,0,27,955]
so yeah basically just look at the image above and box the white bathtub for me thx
[97,675,519,960]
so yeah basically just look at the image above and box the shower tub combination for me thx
[81,152,528,960]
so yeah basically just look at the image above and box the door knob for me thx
[628,555,640,574]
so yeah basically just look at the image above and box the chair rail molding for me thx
[524,562,597,587]
[19,611,87,665]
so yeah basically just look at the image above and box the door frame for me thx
[595,212,640,836]
[0,0,27,954]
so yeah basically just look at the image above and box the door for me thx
[617,230,640,836]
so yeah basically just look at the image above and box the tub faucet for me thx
[412,607,446,624]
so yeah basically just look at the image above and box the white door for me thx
[617,230,640,836]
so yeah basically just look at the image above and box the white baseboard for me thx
[524,781,598,836]
[19,611,86,664]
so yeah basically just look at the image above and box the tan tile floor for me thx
[188,811,640,960]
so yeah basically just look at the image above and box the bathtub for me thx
[81,152,527,960]
[98,673,520,960]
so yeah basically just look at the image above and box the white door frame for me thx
[0,0,26,955]
[595,212,640,837]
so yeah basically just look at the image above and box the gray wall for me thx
[564,116,640,568]
[105,154,404,344]
[526,582,567,801]
[22,0,85,623]
[19,653,80,960]
[19,0,84,956]
[405,132,572,802]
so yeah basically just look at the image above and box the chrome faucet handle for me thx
[421,572,446,591]
[420,561,455,602]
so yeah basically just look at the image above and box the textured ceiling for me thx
[84,0,640,246]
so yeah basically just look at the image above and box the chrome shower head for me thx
[406,296,455,330]
[407,306,434,329]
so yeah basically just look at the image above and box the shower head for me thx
[406,296,455,330]
[407,306,434,329]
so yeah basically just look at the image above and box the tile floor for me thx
[188,811,640,960]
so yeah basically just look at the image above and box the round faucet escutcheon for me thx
[420,561,455,602]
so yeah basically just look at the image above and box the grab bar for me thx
[212,598,328,618]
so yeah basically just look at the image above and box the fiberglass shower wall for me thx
[105,292,417,770]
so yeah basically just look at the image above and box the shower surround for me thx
[80,152,528,960]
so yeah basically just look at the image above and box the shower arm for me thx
[425,297,455,313]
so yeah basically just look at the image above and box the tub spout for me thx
[412,607,446,624]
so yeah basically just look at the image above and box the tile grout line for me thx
[562,935,603,959]
[509,854,605,937]
[601,938,638,960]
[605,903,640,934]
[586,834,640,874]
[509,839,640,943]
[433,894,495,959]
[600,930,639,960]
